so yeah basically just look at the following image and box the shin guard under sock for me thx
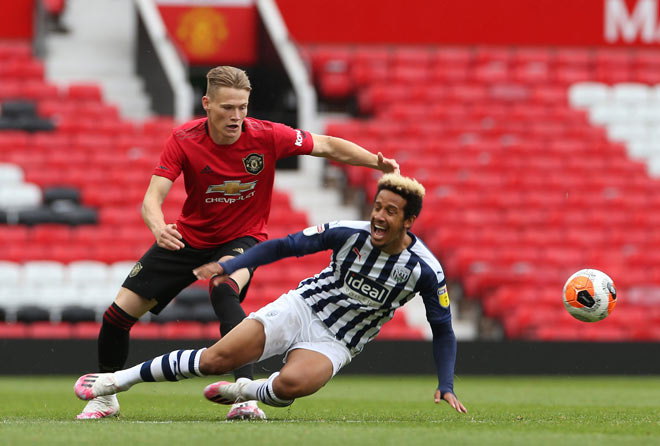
[209,279,254,380]
[98,303,138,373]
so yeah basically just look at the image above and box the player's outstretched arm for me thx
[310,133,400,175]
[194,230,327,283]
[434,389,468,413]
[142,175,185,250]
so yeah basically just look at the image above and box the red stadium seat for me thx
[0,59,44,80]
[162,321,205,339]
[27,322,74,339]
[0,41,32,60]
[307,45,351,74]
[204,322,221,339]
[72,322,101,339]
[318,72,354,99]
[0,323,28,338]
[29,225,73,244]
[43,0,66,15]
[432,47,473,65]
[67,83,103,102]
[131,323,163,339]
[0,81,22,100]
[377,324,424,340]
[392,47,432,66]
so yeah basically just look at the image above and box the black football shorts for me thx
[122,236,258,314]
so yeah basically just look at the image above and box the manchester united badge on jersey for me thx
[243,153,264,175]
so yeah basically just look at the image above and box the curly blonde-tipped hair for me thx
[376,174,426,219]
[206,66,251,96]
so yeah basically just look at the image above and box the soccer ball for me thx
[562,269,617,322]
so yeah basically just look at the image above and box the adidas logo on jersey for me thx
[201,165,214,174]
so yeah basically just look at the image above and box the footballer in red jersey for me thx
[77,66,399,422]
[153,116,313,248]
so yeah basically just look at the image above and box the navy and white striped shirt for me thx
[221,221,452,356]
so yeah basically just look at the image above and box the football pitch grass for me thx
[1,375,658,445]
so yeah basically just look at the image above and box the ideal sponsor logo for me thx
[605,0,660,43]
[343,271,389,305]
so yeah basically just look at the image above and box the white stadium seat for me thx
[0,283,21,319]
[628,104,660,124]
[612,83,652,103]
[0,261,22,320]
[0,183,42,209]
[0,163,24,185]
[68,260,110,286]
[49,283,82,308]
[626,141,660,159]
[568,82,610,108]
[17,283,51,308]
[646,154,660,177]
[78,283,116,313]
[108,260,136,287]
[588,103,631,125]
[22,261,66,286]
[0,261,21,285]
[606,123,649,143]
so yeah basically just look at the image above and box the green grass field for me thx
[1,375,658,445]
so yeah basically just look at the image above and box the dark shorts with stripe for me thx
[122,236,259,314]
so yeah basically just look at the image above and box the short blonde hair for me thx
[206,66,251,96]
[376,174,426,218]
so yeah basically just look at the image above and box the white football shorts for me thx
[247,290,352,376]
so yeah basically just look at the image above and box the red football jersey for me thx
[153,117,314,249]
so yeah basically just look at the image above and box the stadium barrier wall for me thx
[2,339,658,375]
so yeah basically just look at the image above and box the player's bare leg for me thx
[272,349,334,399]
[204,348,334,409]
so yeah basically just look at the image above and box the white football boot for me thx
[226,401,266,421]
[204,377,267,420]
[76,395,120,420]
[74,373,126,400]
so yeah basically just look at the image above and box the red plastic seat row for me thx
[308,44,660,71]
[0,321,221,340]
[0,80,59,100]
[0,59,44,80]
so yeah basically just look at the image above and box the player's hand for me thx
[156,223,185,250]
[377,152,400,175]
[434,390,467,414]
[193,262,225,281]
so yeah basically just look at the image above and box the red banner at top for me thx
[158,5,257,66]
[275,0,660,47]
[0,0,34,39]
